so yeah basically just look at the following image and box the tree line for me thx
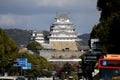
[90,0,120,54]
[0,28,53,77]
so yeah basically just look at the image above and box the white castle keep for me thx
[49,13,81,51]
[31,13,81,51]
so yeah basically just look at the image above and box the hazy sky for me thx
[0,0,100,34]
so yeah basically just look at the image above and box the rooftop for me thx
[56,13,70,20]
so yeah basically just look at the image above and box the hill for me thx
[5,29,90,46]
[5,29,31,46]
[78,33,90,46]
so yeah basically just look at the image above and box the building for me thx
[31,30,45,44]
[90,39,102,54]
[31,30,52,49]
[49,13,81,51]
[90,39,99,49]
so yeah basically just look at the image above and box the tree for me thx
[0,28,53,76]
[0,28,18,55]
[19,53,53,77]
[27,41,43,52]
[59,63,76,79]
[0,28,18,75]
[90,0,120,54]
[97,0,120,21]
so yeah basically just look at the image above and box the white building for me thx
[90,38,101,54]
[31,30,45,44]
[90,39,99,49]
[49,13,81,51]
[30,13,82,51]
[31,30,52,49]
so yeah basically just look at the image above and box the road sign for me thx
[13,58,27,67]
[83,54,97,62]
[52,71,57,75]
[22,63,32,69]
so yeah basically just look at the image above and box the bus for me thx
[98,54,120,80]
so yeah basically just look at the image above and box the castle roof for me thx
[56,13,70,20]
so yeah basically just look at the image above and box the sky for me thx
[0,0,100,34]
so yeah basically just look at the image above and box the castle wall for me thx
[50,41,78,51]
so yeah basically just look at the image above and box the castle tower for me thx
[31,30,45,44]
[49,13,80,51]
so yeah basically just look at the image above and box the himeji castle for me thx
[31,30,45,44]
[49,13,81,51]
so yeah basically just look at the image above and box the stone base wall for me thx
[50,41,78,51]
[51,51,84,58]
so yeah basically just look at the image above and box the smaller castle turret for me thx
[31,30,45,44]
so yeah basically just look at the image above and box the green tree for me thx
[27,41,43,52]
[63,63,72,74]
[0,28,18,55]
[97,0,120,21]
[18,53,53,77]
[0,28,53,76]
[0,28,18,75]
[59,63,76,79]
[69,73,78,80]
[90,0,120,54]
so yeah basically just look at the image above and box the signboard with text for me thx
[83,54,97,62]
[22,63,32,69]
[13,58,32,70]
[98,58,120,69]
[13,58,27,67]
